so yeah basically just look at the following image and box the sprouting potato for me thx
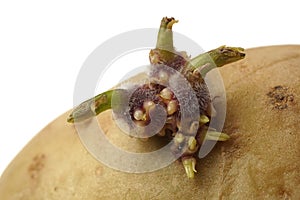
[0,17,299,200]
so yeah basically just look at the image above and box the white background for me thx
[0,0,299,176]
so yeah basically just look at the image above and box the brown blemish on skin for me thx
[267,85,294,110]
[95,166,103,176]
[278,186,291,199]
[28,154,46,179]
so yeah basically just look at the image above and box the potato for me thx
[0,45,299,200]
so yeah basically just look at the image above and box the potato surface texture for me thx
[0,45,299,200]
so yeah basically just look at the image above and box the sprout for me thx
[188,137,197,151]
[160,88,173,100]
[67,17,245,178]
[182,157,197,179]
[133,109,146,121]
[167,100,178,115]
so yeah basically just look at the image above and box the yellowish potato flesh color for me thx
[0,45,300,199]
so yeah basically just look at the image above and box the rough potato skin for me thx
[0,45,300,200]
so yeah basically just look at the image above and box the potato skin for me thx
[0,45,300,200]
